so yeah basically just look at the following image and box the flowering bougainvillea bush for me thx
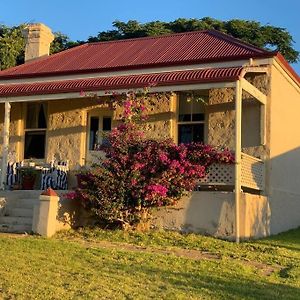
[67,89,234,228]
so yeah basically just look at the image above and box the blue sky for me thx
[1,0,300,73]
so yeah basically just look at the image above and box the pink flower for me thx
[159,153,169,164]
[146,184,168,197]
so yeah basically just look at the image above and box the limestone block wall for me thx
[113,94,174,140]
[207,74,269,159]
[47,94,173,168]
[47,99,86,168]
[47,97,112,168]
[0,102,23,161]
[207,88,235,149]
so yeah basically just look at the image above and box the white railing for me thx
[199,152,264,191]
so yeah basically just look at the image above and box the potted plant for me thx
[21,167,37,190]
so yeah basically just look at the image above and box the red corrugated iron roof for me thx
[0,67,243,97]
[0,30,273,79]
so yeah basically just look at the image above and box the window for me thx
[178,93,206,144]
[24,103,47,159]
[88,115,112,150]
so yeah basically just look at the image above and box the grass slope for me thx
[0,228,299,299]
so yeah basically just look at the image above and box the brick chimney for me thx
[22,23,54,63]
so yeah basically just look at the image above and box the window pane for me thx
[24,131,46,159]
[103,117,112,131]
[192,97,205,121]
[179,94,192,122]
[26,103,47,129]
[89,117,99,150]
[192,113,205,121]
[38,104,47,128]
[178,124,204,144]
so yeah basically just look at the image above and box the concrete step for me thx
[0,223,32,233]
[0,216,33,226]
[4,207,34,218]
[5,198,38,209]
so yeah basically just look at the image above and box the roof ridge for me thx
[85,29,271,56]
[86,30,213,45]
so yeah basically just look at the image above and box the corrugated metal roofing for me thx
[0,30,272,79]
[0,67,243,97]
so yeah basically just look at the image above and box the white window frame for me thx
[177,93,207,144]
[86,109,113,153]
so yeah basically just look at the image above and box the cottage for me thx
[0,23,299,240]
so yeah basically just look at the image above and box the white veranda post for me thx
[1,101,11,190]
[235,80,242,243]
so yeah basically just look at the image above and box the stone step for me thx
[4,207,34,218]
[0,223,32,234]
[0,216,33,226]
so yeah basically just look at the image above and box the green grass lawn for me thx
[0,228,299,300]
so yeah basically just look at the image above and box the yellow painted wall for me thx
[268,63,300,234]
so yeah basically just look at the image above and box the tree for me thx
[50,32,83,54]
[0,25,25,70]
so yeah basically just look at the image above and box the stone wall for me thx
[113,94,173,140]
[0,102,22,160]
[47,94,173,168]
[207,74,269,158]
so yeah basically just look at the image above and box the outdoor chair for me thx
[6,161,23,188]
[41,160,69,190]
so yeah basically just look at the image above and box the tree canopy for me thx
[0,17,298,71]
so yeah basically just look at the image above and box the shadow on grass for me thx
[257,228,300,253]
[110,258,300,300]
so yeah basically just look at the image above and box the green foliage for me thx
[0,24,25,70]
[50,32,83,54]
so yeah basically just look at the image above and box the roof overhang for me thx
[0,67,244,100]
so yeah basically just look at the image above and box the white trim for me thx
[1,102,11,189]
[260,104,266,146]
[234,80,242,243]
[0,82,236,103]
[240,78,267,105]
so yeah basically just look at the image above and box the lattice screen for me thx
[199,163,234,185]
[241,153,264,190]
[198,154,264,191]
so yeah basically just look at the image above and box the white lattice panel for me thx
[198,153,264,191]
[241,153,264,190]
[199,163,234,185]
